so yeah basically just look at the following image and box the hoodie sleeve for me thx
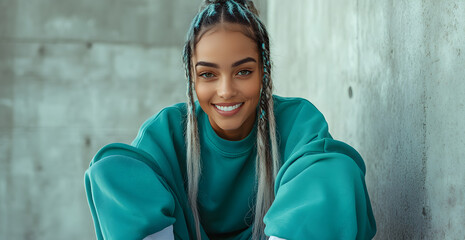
[263,98,377,240]
[84,143,176,240]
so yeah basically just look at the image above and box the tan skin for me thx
[192,23,262,141]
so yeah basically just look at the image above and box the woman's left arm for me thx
[263,98,377,240]
[264,143,376,239]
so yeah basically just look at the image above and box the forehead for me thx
[196,22,255,42]
[194,23,259,61]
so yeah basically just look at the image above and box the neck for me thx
[208,112,256,141]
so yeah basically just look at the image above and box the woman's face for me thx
[192,23,262,141]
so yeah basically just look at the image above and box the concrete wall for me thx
[0,0,266,239]
[3,0,463,239]
[267,0,465,239]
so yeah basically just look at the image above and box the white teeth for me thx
[215,103,243,112]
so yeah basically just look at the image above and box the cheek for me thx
[194,82,212,103]
[243,78,262,99]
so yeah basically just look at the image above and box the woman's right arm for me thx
[84,146,176,240]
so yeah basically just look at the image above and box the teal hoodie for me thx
[84,95,376,240]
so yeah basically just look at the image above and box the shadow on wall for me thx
[350,1,464,239]
[268,0,465,239]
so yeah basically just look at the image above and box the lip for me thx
[212,102,243,106]
[212,102,244,117]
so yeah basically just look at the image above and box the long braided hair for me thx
[182,1,280,239]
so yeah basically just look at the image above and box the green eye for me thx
[200,72,215,78]
[237,70,252,76]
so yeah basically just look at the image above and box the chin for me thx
[216,121,242,131]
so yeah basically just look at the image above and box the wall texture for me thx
[2,0,463,239]
[0,0,268,239]
[267,0,465,239]
[0,0,195,238]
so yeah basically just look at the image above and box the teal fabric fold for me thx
[84,95,376,240]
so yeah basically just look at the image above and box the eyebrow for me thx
[195,57,257,68]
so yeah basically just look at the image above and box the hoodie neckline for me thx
[199,107,257,157]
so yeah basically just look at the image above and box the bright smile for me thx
[213,102,244,116]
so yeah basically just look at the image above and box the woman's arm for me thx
[263,97,376,239]
[84,145,176,240]
[264,147,376,239]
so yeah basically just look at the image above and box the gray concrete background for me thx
[0,0,267,239]
[0,0,463,239]
[268,0,465,239]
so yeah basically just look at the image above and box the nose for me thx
[217,76,236,99]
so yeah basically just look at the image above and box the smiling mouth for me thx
[213,102,243,112]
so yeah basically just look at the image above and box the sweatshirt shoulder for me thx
[273,95,326,124]
[148,102,186,122]
[131,102,187,147]
[138,103,186,130]
[273,95,320,113]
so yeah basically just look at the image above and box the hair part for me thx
[182,1,280,239]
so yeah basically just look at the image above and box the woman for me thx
[84,0,377,239]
